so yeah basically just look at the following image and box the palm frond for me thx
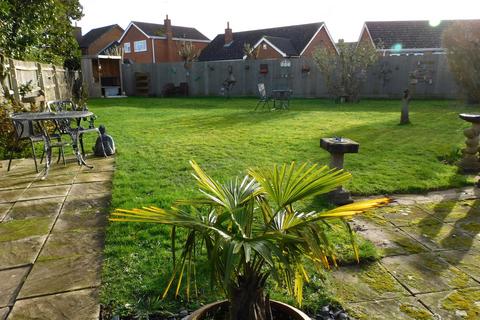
[249,162,351,209]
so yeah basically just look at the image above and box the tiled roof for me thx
[198,22,324,61]
[263,36,298,56]
[79,24,123,48]
[132,21,209,41]
[365,19,480,50]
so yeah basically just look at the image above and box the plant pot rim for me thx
[186,299,310,320]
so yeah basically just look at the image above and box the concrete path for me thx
[0,156,114,320]
[334,188,480,319]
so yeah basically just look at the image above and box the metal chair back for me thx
[46,100,77,112]
[258,83,267,100]
[12,119,35,140]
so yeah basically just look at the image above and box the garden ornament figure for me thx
[94,125,115,156]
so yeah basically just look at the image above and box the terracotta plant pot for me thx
[187,299,310,320]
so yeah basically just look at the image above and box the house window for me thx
[124,42,131,53]
[262,44,267,50]
[134,40,147,52]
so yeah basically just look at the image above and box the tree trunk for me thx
[400,89,411,125]
[229,272,272,320]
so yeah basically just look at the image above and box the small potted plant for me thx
[111,161,388,320]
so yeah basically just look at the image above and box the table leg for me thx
[70,129,93,169]
[37,122,52,180]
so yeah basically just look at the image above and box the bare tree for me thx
[313,40,378,102]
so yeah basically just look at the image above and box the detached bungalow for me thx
[358,19,480,56]
[198,22,337,61]
[118,16,210,64]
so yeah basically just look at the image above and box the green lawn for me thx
[88,97,474,317]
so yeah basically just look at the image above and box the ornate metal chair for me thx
[7,119,67,172]
[255,83,271,111]
[46,100,105,157]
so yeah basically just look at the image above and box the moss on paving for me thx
[0,217,52,242]
[441,289,480,319]
[389,236,425,255]
[399,303,433,320]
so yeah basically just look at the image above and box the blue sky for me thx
[78,0,480,42]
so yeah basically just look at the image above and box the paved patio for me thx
[0,156,114,320]
[334,188,480,319]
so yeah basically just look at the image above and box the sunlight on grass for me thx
[87,97,472,316]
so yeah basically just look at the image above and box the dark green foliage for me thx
[0,0,83,67]
[443,21,480,104]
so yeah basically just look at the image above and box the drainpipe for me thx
[152,38,156,63]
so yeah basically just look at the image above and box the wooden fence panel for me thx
[1,58,77,105]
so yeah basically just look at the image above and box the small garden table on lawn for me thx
[10,111,95,179]
[272,89,293,110]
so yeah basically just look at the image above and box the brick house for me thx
[198,22,337,61]
[357,19,480,56]
[78,24,124,56]
[118,16,210,64]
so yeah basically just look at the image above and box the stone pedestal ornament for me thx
[320,137,359,205]
[458,114,480,173]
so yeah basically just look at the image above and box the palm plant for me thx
[111,161,388,320]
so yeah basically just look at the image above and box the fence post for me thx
[8,58,20,102]
[52,65,61,99]
[36,63,47,101]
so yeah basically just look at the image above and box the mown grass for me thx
[87,97,474,317]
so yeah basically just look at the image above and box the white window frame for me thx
[124,42,131,53]
[134,40,147,52]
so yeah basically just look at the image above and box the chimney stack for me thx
[73,24,82,43]
[224,22,233,44]
[164,14,172,40]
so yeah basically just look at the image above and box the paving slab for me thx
[0,189,23,204]
[18,253,102,299]
[40,230,104,260]
[0,217,54,242]
[52,193,110,233]
[8,288,100,320]
[69,181,112,196]
[423,199,480,223]
[18,185,70,201]
[0,203,12,221]
[0,236,46,270]
[4,197,64,221]
[0,307,9,320]
[438,250,480,283]
[380,253,477,294]
[74,171,114,183]
[346,297,434,320]
[0,267,29,308]
[417,288,480,320]
[330,262,409,303]
[400,223,476,251]
[372,205,439,227]
[0,178,31,191]
[29,174,76,188]
[354,226,428,256]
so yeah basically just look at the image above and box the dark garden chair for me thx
[46,100,106,157]
[7,119,67,173]
[255,83,271,111]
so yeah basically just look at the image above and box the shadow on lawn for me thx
[90,97,465,114]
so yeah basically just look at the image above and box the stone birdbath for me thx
[320,137,359,205]
[458,114,480,173]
